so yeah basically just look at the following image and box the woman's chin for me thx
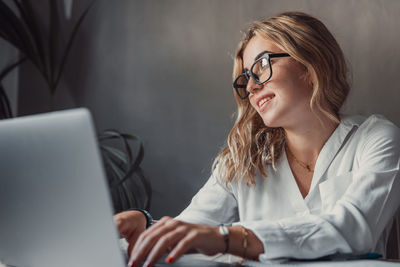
[261,115,280,128]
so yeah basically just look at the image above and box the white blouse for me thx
[175,114,400,261]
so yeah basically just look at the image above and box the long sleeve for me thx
[235,118,400,260]
[175,171,239,225]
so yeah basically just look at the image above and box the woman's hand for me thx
[114,210,147,257]
[128,216,226,267]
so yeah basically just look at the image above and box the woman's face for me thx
[242,34,313,129]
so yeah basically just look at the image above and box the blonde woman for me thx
[115,11,400,267]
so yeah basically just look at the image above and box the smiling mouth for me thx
[258,95,275,108]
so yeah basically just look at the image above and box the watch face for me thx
[219,225,229,236]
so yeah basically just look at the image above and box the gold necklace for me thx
[286,145,314,172]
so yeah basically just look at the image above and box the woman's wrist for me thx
[224,226,263,259]
[128,208,153,228]
[213,225,229,254]
[218,224,230,253]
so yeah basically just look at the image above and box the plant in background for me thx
[99,130,152,213]
[0,0,93,117]
[0,57,26,118]
[0,1,152,211]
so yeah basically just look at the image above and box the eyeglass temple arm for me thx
[268,53,290,58]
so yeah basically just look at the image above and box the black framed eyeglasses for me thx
[233,52,290,99]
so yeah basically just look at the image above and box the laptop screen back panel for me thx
[0,109,125,267]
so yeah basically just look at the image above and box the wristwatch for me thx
[219,224,230,253]
[129,208,153,228]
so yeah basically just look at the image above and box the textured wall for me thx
[17,0,400,218]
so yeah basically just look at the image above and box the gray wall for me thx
[17,0,400,219]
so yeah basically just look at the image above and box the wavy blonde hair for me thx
[213,11,350,186]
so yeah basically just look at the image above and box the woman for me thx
[115,11,400,267]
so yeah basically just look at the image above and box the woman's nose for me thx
[247,77,263,95]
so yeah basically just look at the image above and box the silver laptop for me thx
[0,108,239,267]
[0,108,126,267]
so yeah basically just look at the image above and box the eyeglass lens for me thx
[234,57,271,98]
[234,74,249,99]
[251,57,271,84]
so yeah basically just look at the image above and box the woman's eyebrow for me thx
[254,50,273,61]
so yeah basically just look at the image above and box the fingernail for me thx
[144,262,151,267]
[127,259,135,267]
[166,256,174,263]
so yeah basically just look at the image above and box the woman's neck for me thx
[284,114,339,164]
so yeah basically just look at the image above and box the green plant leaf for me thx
[0,18,21,49]
[0,82,12,118]
[0,57,27,81]
[53,0,95,95]
[99,129,143,161]
[0,0,40,67]
[0,1,26,49]
[0,6,24,51]
[100,130,145,187]
[102,148,126,180]
[121,180,139,210]
[136,167,152,210]
[99,128,151,211]
[102,147,142,211]
[120,133,141,161]
[101,154,120,184]
[101,151,123,177]
[48,0,60,94]
[128,137,144,170]
[98,130,131,161]
[109,141,144,188]
[100,144,129,165]
[0,1,50,85]
[0,57,28,119]
[13,0,47,77]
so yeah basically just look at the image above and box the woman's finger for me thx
[129,217,182,266]
[126,230,142,257]
[166,230,198,264]
[143,226,188,266]
[129,216,169,255]
[130,216,174,255]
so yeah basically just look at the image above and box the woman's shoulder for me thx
[342,114,399,136]
[342,114,400,152]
